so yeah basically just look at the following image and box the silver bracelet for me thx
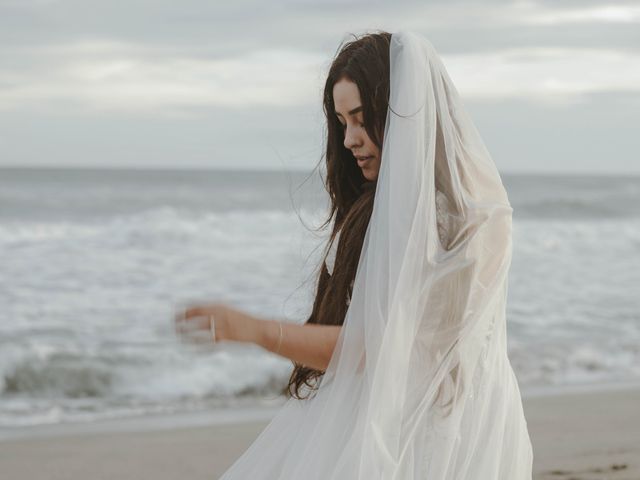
[275,321,283,354]
[209,314,216,342]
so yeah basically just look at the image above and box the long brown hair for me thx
[286,31,392,399]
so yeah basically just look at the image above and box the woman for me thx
[176,30,534,479]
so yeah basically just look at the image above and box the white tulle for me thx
[219,30,533,479]
[326,191,451,276]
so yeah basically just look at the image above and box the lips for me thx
[356,155,373,167]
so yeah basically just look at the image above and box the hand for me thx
[174,301,260,346]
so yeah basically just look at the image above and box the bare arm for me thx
[254,318,342,372]
[176,303,342,372]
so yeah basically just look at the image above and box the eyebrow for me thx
[336,106,363,118]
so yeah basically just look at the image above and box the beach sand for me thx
[0,385,638,480]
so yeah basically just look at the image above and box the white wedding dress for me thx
[219,30,533,479]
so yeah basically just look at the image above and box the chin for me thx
[362,169,378,182]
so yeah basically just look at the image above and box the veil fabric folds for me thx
[219,30,533,479]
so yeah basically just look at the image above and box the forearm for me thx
[255,319,341,371]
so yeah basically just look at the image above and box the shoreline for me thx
[0,381,639,479]
[2,379,639,442]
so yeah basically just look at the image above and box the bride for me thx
[175,30,534,479]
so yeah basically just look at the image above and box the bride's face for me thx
[333,78,381,182]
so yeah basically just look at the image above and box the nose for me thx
[343,124,362,151]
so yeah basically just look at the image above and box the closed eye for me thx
[339,122,364,130]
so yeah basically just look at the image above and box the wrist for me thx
[222,309,255,344]
[229,311,280,351]
[257,318,281,352]
[233,311,258,345]
[248,315,268,346]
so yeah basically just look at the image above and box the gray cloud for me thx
[1,0,638,173]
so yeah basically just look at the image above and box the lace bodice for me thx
[323,189,454,306]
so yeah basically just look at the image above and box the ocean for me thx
[0,167,639,429]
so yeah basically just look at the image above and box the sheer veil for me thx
[220,30,533,479]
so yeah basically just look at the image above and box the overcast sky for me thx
[1,0,639,174]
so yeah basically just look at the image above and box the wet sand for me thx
[0,385,638,479]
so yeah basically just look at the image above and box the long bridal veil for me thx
[220,30,533,479]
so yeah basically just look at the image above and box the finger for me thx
[183,306,209,319]
[176,319,202,333]
[175,309,206,326]
[176,316,210,337]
